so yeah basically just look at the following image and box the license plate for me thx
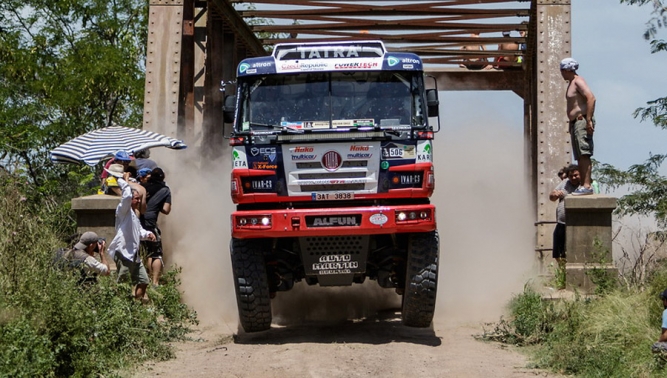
[313,192,354,201]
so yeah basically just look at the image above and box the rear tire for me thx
[402,231,439,327]
[230,238,272,332]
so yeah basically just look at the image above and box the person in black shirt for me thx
[140,167,172,285]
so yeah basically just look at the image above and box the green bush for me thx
[0,175,197,377]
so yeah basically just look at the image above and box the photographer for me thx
[64,232,110,284]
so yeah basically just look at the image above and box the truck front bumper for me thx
[231,204,436,238]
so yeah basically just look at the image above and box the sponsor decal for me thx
[402,64,414,69]
[291,146,314,153]
[308,216,360,227]
[318,269,352,275]
[252,162,278,170]
[380,161,390,170]
[249,147,277,163]
[239,63,250,73]
[322,150,342,171]
[369,213,388,226]
[402,58,420,64]
[250,147,277,157]
[232,149,247,168]
[303,121,329,129]
[281,121,304,128]
[332,119,374,128]
[347,153,372,159]
[280,63,301,70]
[291,154,317,161]
[387,56,400,67]
[252,62,273,68]
[334,61,379,70]
[312,254,360,272]
[423,143,432,154]
[417,141,433,163]
[246,68,257,74]
[350,145,370,152]
[302,179,365,186]
[251,180,273,190]
[417,154,430,162]
[300,62,329,71]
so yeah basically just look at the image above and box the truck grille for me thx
[299,172,365,180]
[301,183,365,191]
[296,161,368,169]
[283,142,380,195]
[300,236,367,256]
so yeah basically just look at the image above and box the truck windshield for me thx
[236,71,425,132]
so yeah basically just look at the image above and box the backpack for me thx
[51,248,97,285]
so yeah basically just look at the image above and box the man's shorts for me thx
[114,253,150,286]
[569,116,594,161]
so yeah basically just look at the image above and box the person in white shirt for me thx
[106,169,156,300]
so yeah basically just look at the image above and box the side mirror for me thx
[426,89,439,117]
[223,95,236,124]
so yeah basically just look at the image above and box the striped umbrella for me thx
[50,126,187,166]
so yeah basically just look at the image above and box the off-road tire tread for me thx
[231,238,272,332]
[402,231,439,327]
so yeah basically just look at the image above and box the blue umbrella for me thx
[49,126,187,166]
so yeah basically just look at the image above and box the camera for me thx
[94,238,105,252]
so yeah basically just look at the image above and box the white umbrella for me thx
[49,126,187,166]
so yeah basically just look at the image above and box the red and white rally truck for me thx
[223,40,440,332]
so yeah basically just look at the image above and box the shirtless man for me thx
[459,33,492,70]
[495,31,520,68]
[560,57,596,195]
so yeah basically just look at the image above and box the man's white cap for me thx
[560,57,579,71]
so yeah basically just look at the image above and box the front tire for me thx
[230,238,272,332]
[402,231,439,327]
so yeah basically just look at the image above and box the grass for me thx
[483,270,667,377]
[0,174,197,377]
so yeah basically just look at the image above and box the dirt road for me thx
[135,309,558,378]
[143,127,558,377]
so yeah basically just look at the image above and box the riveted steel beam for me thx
[534,0,572,268]
[208,0,265,57]
[143,1,185,137]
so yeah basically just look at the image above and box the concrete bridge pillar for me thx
[71,195,121,242]
[564,195,618,293]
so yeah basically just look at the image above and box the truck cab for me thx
[225,41,440,332]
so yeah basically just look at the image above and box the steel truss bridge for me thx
[143,0,573,264]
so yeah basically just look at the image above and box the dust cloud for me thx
[151,147,239,331]
[152,118,536,330]
[433,122,535,325]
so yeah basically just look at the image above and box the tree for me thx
[621,0,667,127]
[0,0,148,233]
[597,1,667,229]
[0,0,147,235]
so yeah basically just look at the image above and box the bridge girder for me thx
[142,0,572,267]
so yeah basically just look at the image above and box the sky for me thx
[441,1,667,172]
